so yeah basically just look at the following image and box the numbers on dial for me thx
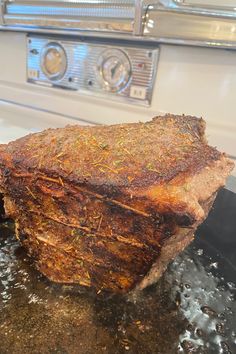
[98,49,131,92]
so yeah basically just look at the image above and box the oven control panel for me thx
[27,36,158,105]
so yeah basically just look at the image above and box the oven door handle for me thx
[0,0,6,25]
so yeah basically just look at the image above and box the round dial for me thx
[98,49,131,92]
[41,43,67,81]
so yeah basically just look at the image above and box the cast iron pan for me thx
[0,188,235,354]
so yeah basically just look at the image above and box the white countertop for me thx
[0,100,90,145]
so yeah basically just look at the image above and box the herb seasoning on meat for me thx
[0,115,234,293]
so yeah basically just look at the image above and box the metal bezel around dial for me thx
[97,49,132,93]
[40,42,67,81]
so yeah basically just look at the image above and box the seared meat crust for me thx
[0,115,234,292]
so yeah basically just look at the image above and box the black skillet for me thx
[0,181,235,354]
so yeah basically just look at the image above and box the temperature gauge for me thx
[28,36,157,104]
[41,43,67,81]
[98,49,131,92]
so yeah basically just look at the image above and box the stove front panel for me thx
[0,31,235,174]
[27,36,158,106]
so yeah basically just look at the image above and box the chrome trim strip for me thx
[0,0,5,25]
[133,0,152,36]
[134,0,144,35]
[6,2,135,18]
[144,6,236,46]
[171,0,236,18]
[4,15,133,33]
[0,24,139,39]
[3,24,236,51]
[2,0,136,34]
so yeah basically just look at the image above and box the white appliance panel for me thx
[0,100,90,144]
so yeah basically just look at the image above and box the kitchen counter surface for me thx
[0,100,90,145]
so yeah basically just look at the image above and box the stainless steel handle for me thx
[144,1,236,49]
[153,0,236,17]
[0,0,6,25]
[134,0,150,35]
[1,0,136,34]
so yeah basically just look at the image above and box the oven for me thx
[0,1,235,173]
[0,1,235,354]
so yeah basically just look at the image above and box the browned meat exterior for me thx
[0,115,234,293]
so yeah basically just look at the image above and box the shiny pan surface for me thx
[0,186,235,354]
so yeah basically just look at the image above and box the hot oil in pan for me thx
[0,189,235,354]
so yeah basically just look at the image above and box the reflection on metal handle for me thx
[134,0,150,36]
[134,0,143,35]
[1,0,136,33]
[0,0,6,25]
[144,6,236,49]
[172,0,236,12]
[157,0,236,17]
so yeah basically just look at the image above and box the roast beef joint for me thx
[0,115,234,293]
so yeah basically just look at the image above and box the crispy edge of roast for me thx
[137,155,234,225]
[135,192,217,291]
